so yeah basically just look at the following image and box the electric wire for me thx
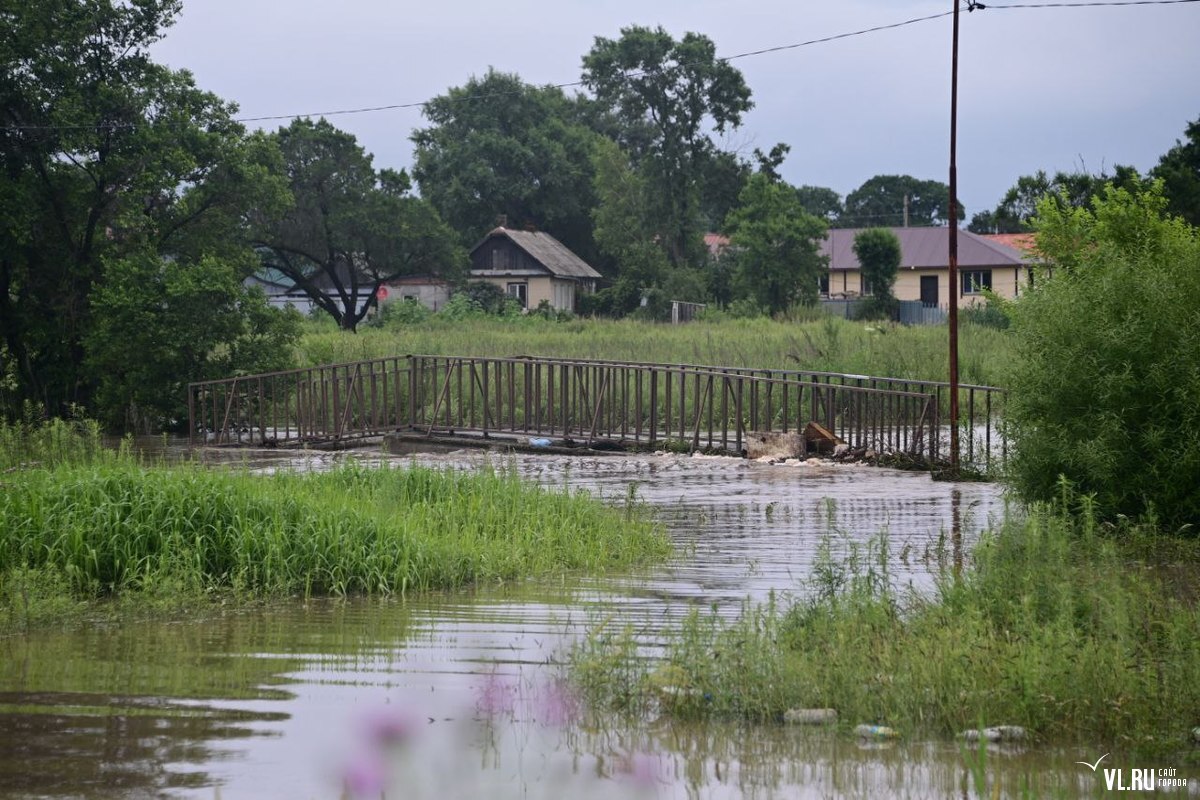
[1,0,1196,132]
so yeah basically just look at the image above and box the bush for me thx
[368,298,433,327]
[960,294,1011,330]
[1005,184,1200,528]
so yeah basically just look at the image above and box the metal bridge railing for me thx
[188,354,1005,471]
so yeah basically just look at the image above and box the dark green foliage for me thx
[583,26,752,266]
[840,175,962,228]
[86,250,300,431]
[252,119,464,332]
[794,185,843,222]
[851,228,901,319]
[0,1,297,424]
[724,174,828,314]
[1005,184,1200,527]
[577,279,642,318]
[411,69,601,262]
[590,137,669,287]
[960,296,1011,330]
[968,167,1148,234]
[1152,114,1200,226]
[456,281,512,315]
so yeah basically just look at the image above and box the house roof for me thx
[981,233,1039,256]
[704,232,731,256]
[821,227,1031,271]
[472,227,602,280]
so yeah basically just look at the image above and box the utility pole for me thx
[903,194,910,228]
[948,0,962,472]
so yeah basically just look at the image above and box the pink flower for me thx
[364,708,418,747]
[623,751,663,789]
[342,755,386,798]
[475,672,517,716]
[536,679,580,727]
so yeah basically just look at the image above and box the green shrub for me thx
[572,496,1200,749]
[1005,184,1200,528]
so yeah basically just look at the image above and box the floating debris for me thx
[854,724,900,740]
[959,726,1027,743]
[783,708,838,725]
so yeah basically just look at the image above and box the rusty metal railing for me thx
[503,356,1006,471]
[188,357,411,447]
[188,354,1004,471]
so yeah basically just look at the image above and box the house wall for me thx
[826,266,1028,307]
[471,276,578,311]
[383,282,451,311]
[471,238,540,273]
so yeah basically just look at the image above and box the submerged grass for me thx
[0,423,669,632]
[573,491,1200,753]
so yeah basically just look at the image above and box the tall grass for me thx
[573,491,1200,752]
[0,421,669,630]
[0,415,108,470]
[299,315,1013,388]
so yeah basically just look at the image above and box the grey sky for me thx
[152,0,1200,221]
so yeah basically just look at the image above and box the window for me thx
[506,282,528,308]
[961,269,992,295]
[859,274,873,296]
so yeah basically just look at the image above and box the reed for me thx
[572,492,1200,752]
[298,314,1014,388]
[0,450,668,629]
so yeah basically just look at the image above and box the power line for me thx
[2,0,1197,133]
[985,0,1197,7]
[238,11,961,124]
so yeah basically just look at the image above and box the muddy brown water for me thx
[0,447,1182,798]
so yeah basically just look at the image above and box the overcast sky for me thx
[151,0,1199,221]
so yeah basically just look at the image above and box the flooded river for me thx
[0,449,1177,798]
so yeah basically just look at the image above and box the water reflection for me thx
[2,446,1142,799]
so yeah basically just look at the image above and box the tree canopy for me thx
[852,228,902,318]
[840,175,962,228]
[252,118,464,332]
[723,174,828,314]
[1152,114,1200,227]
[582,26,752,266]
[411,69,600,262]
[968,166,1146,234]
[0,0,297,426]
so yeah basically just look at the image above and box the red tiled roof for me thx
[981,233,1039,255]
[704,233,731,256]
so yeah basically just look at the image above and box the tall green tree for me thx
[590,138,668,288]
[724,174,827,314]
[0,0,296,423]
[252,119,464,332]
[795,185,843,222]
[1006,183,1200,527]
[582,26,753,266]
[411,69,600,260]
[1152,115,1200,226]
[968,166,1146,233]
[840,175,962,228]
[852,228,902,319]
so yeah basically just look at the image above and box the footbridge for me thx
[188,354,1005,473]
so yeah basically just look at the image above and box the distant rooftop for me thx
[822,227,1032,270]
[472,227,602,279]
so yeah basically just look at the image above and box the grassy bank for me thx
[298,314,1014,388]
[0,424,668,632]
[573,494,1200,753]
